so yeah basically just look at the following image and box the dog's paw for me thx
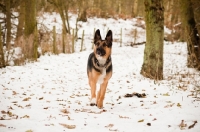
[97,101,103,109]
[90,98,96,106]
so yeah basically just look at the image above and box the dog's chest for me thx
[97,68,106,84]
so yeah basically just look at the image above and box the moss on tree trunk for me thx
[140,0,164,80]
[180,0,199,69]
[25,0,36,36]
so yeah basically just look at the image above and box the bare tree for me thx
[5,0,11,48]
[180,0,200,70]
[47,0,73,34]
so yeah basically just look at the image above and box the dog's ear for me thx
[94,29,102,44]
[105,30,112,46]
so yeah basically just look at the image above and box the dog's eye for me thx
[95,42,100,46]
[103,43,107,47]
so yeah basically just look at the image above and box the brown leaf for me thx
[12,91,17,95]
[21,115,30,119]
[188,121,197,129]
[23,97,31,101]
[177,103,181,107]
[59,123,76,129]
[138,119,144,122]
[163,92,170,96]
[60,109,70,114]
[1,110,7,114]
[0,124,6,127]
[147,123,151,126]
[25,130,33,132]
[119,115,130,119]
[105,124,114,128]
[152,118,157,121]
[39,97,43,100]
[179,120,187,129]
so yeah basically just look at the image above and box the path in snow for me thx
[0,42,200,132]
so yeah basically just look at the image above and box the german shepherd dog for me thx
[87,29,113,108]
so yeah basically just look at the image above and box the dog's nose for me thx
[96,48,106,56]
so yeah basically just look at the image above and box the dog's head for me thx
[93,29,112,64]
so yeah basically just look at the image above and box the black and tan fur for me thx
[87,29,113,108]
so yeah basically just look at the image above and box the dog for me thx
[87,29,113,108]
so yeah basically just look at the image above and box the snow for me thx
[1,12,200,132]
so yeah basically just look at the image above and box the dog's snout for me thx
[96,48,106,56]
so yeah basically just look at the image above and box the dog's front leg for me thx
[97,81,108,108]
[89,81,97,106]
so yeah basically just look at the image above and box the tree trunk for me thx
[140,0,164,80]
[25,0,36,37]
[191,0,200,69]
[24,0,37,59]
[0,24,6,68]
[137,0,145,17]
[16,0,25,40]
[180,0,199,69]
[5,0,11,48]
[133,0,138,17]
[77,0,88,22]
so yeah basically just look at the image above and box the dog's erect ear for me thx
[94,29,102,44]
[105,30,112,46]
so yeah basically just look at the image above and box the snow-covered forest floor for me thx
[0,13,200,132]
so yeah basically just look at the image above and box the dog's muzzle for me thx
[96,48,106,56]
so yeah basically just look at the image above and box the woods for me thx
[0,0,200,73]
[0,1,200,131]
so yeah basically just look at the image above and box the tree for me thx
[5,0,11,48]
[25,0,36,36]
[47,0,72,34]
[24,0,37,59]
[16,0,25,39]
[140,0,164,80]
[180,0,200,70]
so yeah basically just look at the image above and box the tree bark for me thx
[0,24,6,68]
[16,0,25,39]
[140,0,164,80]
[5,0,11,48]
[191,0,200,67]
[25,0,36,37]
[24,0,37,59]
[180,0,199,69]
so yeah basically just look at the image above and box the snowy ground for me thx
[0,13,200,132]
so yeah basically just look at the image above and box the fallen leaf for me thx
[179,120,187,130]
[7,111,13,116]
[59,123,76,129]
[188,121,197,129]
[138,119,144,122]
[39,97,43,100]
[12,91,17,95]
[147,123,151,126]
[119,115,129,119]
[21,115,30,119]
[0,124,6,127]
[60,109,70,114]
[177,103,181,107]
[163,92,170,96]
[25,130,33,132]
[105,124,114,128]
[23,97,31,101]
[153,118,157,121]
[1,110,7,114]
